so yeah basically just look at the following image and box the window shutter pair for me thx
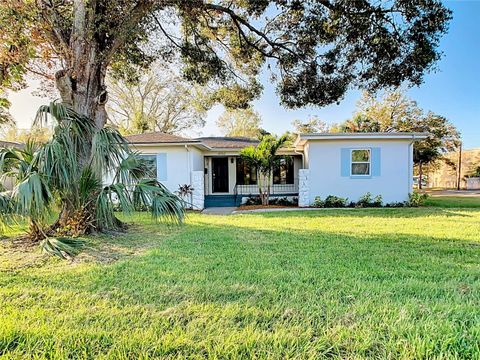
[340,148,381,177]
[156,153,167,181]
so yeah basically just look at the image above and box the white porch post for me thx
[298,169,310,207]
[191,170,205,210]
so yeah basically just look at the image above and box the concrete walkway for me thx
[202,207,238,215]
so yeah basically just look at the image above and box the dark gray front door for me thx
[212,157,229,193]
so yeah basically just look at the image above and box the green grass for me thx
[1,206,480,359]
[425,195,480,208]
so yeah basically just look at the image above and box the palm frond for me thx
[114,153,152,185]
[95,189,117,230]
[13,171,52,222]
[0,190,17,232]
[34,138,77,190]
[90,127,130,177]
[133,179,184,224]
[79,168,102,204]
[35,102,96,160]
[40,237,85,260]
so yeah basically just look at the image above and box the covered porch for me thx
[203,155,302,207]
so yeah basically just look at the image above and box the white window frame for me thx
[350,148,371,176]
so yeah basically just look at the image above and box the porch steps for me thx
[204,195,241,208]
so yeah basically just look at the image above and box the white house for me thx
[126,132,427,209]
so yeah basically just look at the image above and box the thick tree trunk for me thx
[257,172,271,206]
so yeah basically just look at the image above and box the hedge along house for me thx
[125,132,427,209]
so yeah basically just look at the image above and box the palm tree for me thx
[0,102,184,258]
[240,134,290,206]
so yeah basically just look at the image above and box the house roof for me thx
[195,137,259,149]
[0,140,23,149]
[295,132,429,147]
[125,132,200,144]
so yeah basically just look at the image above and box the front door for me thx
[212,157,229,193]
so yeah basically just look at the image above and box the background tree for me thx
[216,107,262,138]
[292,117,329,134]
[107,69,208,135]
[336,90,460,188]
[0,0,452,226]
[240,134,289,206]
[0,95,14,128]
[3,126,52,144]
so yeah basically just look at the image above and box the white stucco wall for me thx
[305,139,413,204]
[133,145,203,194]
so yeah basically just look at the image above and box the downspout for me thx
[294,141,305,195]
[409,134,415,193]
[185,144,191,185]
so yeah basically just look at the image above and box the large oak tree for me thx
[0,0,452,227]
[1,0,451,127]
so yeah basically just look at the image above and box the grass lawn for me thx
[425,195,480,208]
[1,198,480,358]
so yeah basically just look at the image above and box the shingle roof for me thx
[195,137,259,149]
[125,132,199,144]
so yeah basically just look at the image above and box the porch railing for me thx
[234,179,299,197]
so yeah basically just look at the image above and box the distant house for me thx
[0,140,24,190]
[126,132,427,208]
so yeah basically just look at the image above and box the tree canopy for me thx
[335,90,460,187]
[0,0,452,127]
[217,107,262,138]
[292,117,329,134]
[107,69,208,135]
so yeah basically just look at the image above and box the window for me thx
[351,149,370,176]
[236,158,257,185]
[273,156,294,184]
[138,155,157,179]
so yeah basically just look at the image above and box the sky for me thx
[7,0,480,149]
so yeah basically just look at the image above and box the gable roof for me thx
[195,137,259,149]
[125,132,200,144]
[125,132,260,150]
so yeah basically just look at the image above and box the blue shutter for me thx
[371,147,381,176]
[156,153,167,181]
[341,148,350,177]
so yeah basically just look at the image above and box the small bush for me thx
[324,195,348,208]
[273,196,298,206]
[245,196,261,205]
[244,196,298,206]
[385,201,406,208]
[355,192,383,208]
[407,192,429,207]
[313,196,325,208]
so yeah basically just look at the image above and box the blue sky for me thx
[9,0,480,149]
[202,0,480,149]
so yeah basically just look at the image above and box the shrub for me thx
[245,196,261,205]
[245,196,298,206]
[312,196,325,208]
[385,201,406,208]
[356,192,383,208]
[324,195,348,208]
[273,196,298,206]
[407,192,429,207]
